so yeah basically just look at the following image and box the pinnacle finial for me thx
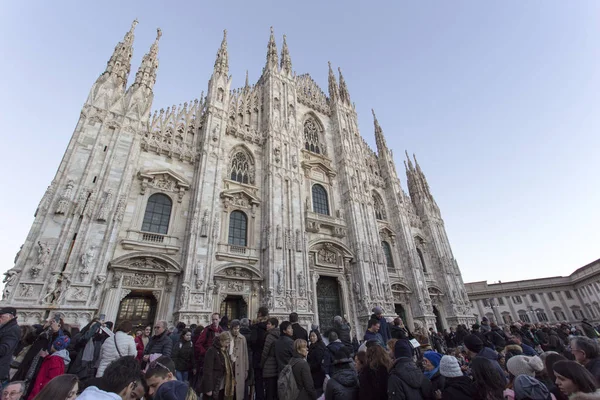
[405,150,414,170]
[156,28,162,41]
[130,26,161,92]
[214,28,229,75]
[328,62,338,101]
[265,26,278,71]
[338,67,351,104]
[245,70,249,87]
[280,33,292,74]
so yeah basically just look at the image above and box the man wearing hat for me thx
[370,306,391,344]
[463,334,504,376]
[0,307,20,388]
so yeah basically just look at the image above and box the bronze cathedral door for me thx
[316,276,342,334]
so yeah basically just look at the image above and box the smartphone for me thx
[99,314,106,321]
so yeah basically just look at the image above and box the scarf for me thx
[424,366,439,380]
[221,348,235,400]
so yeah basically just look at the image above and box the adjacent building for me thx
[0,22,474,335]
[466,258,600,326]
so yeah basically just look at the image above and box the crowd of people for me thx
[2,304,600,399]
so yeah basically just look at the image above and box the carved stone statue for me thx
[97,190,113,221]
[200,209,209,237]
[276,270,283,295]
[276,225,282,249]
[80,246,96,279]
[19,283,33,298]
[180,284,190,309]
[36,241,51,268]
[42,273,60,304]
[297,272,306,297]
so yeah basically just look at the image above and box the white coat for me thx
[96,331,137,376]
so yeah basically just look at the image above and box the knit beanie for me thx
[507,355,544,377]
[394,339,413,359]
[52,335,70,351]
[513,375,550,400]
[423,351,443,368]
[154,380,190,400]
[463,334,484,353]
[439,355,463,378]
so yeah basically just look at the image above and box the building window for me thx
[536,309,548,322]
[572,308,584,320]
[373,192,386,220]
[304,118,323,154]
[312,184,329,215]
[512,295,523,304]
[548,292,555,301]
[530,294,538,303]
[230,151,252,184]
[586,304,596,318]
[382,241,394,272]
[502,313,513,324]
[565,291,573,300]
[554,309,566,321]
[518,312,530,323]
[227,211,248,246]
[482,299,490,307]
[417,248,427,273]
[141,193,172,235]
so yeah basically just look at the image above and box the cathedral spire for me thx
[265,27,279,71]
[280,34,292,75]
[338,67,351,104]
[102,19,138,88]
[131,28,161,91]
[328,62,338,102]
[405,150,414,171]
[214,29,229,76]
[372,109,388,154]
[244,70,249,88]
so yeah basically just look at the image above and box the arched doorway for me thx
[220,295,248,321]
[316,276,342,334]
[433,306,444,333]
[394,304,407,322]
[116,291,157,330]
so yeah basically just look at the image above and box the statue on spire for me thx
[265,27,279,71]
[338,67,351,104]
[327,62,338,102]
[214,29,229,76]
[131,27,161,91]
[102,19,139,88]
[280,34,292,75]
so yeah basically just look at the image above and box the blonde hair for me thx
[219,331,232,345]
[294,339,308,353]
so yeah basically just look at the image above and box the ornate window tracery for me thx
[373,192,386,220]
[312,184,329,216]
[229,150,254,185]
[304,118,324,154]
[228,211,247,246]
[141,193,172,234]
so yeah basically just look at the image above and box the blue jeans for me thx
[176,370,189,382]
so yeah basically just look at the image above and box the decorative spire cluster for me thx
[405,151,436,208]
[265,27,279,71]
[327,62,338,101]
[103,19,138,87]
[338,67,351,104]
[280,34,292,75]
[214,30,229,76]
[131,28,161,91]
[372,109,388,153]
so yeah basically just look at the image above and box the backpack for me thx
[278,358,302,400]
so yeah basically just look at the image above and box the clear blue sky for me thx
[1,1,599,285]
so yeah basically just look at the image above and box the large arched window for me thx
[228,211,248,246]
[304,117,323,154]
[312,184,329,215]
[141,194,172,234]
[417,248,427,272]
[382,241,394,271]
[230,151,252,184]
[373,192,386,220]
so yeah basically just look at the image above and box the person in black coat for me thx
[307,329,326,396]
[324,331,345,375]
[325,348,359,400]
[274,321,294,373]
[390,318,409,340]
[370,307,391,344]
[0,307,21,383]
[388,339,432,400]
[143,320,173,359]
[332,316,354,356]
[358,345,390,400]
[291,339,318,400]
[290,312,308,342]
[250,307,269,400]
[438,355,474,400]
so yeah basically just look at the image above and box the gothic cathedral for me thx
[1,22,474,335]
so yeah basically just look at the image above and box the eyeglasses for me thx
[149,360,172,373]
[1,390,23,399]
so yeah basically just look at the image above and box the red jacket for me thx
[194,325,223,359]
[27,352,68,400]
[134,336,144,360]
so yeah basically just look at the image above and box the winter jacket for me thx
[428,370,445,394]
[388,357,432,400]
[195,324,222,359]
[200,338,232,395]
[250,319,268,368]
[76,386,121,400]
[486,327,507,349]
[546,331,564,353]
[134,335,144,360]
[521,342,537,356]
[240,326,254,384]
[441,375,475,400]
[475,347,505,377]
[363,330,385,347]
[391,325,409,340]
[172,340,194,372]
[274,334,295,373]
[371,314,392,344]
[291,353,318,400]
[144,331,173,357]
[0,317,20,380]
[325,361,359,400]
[27,349,70,400]
[292,323,309,342]
[96,331,137,376]
[307,340,327,391]
[333,321,354,355]
[324,341,345,375]
[585,357,600,383]
[260,327,280,378]
[358,365,388,400]
[582,321,599,339]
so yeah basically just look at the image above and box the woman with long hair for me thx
[358,344,391,400]
[172,328,194,382]
[545,353,568,400]
[470,357,507,400]
[291,339,317,400]
[201,332,235,400]
[551,360,598,398]
[32,374,79,400]
[307,329,326,396]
